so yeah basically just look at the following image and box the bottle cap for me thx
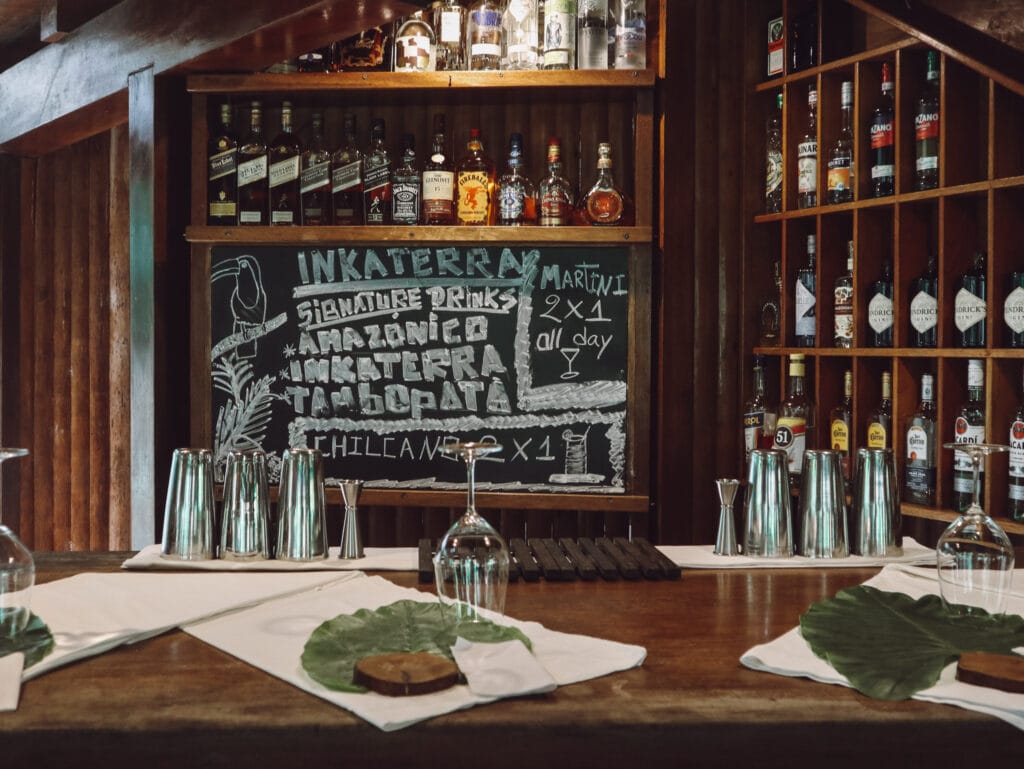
[841,81,853,104]
[547,137,561,162]
[807,234,816,253]
[597,142,613,169]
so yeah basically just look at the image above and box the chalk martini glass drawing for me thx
[433,441,509,621]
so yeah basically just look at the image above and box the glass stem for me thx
[465,452,477,513]
[971,451,982,511]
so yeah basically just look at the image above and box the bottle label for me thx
[830,418,849,453]
[332,160,362,193]
[1010,419,1024,483]
[794,279,815,337]
[954,288,987,332]
[397,34,433,70]
[797,142,817,194]
[915,112,939,141]
[954,419,985,472]
[910,290,938,333]
[868,292,894,334]
[507,0,532,22]
[457,170,491,223]
[773,416,806,474]
[392,181,420,223]
[867,421,888,449]
[209,148,237,181]
[870,119,894,151]
[540,190,570,225]
[209,201,236,218]
[826,159,851,195]
[744,410,765,456]
[543,11,573,63]
[269,155,300,189]
[615,27,646,69]
[1005,286,1024,334]
[871,163,895,180]
[423,170,455,210]
[271,210,294,224]
[237,154,267,187]
[440,11,462,42]
[906,424,929,461]
[300,160,331,195]
[239,210,262,224]
[905,465,936,496]
[766,150,782,200]
[834,310,853,343]
[499,184,526,221]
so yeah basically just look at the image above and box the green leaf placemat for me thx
[301,599,531,693]
[0,613,55,669]
[800,586,1024,701]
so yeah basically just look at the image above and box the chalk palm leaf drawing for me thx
[213,355,275,470]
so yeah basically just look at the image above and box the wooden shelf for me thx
[754,37,920,92]
[753,347,1024,359]
[902,504,1024,537]
[185,225,652,245]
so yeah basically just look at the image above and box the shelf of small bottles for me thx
[902,504,1024,537]
[185,225,652,245]
[186,69,657,94]
[752,347,1024,359]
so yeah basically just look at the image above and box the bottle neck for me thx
[753,367,765,396]
[789,373,805,397]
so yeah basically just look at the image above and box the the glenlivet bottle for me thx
[909,255,938,347]
[794,234,816,347]
[953,359,986,513]
[904,373,937,505]
[954,251,987,348]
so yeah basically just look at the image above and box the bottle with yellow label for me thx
[866,371,892,449]
[829,370,853,482]
[773,353,810,486]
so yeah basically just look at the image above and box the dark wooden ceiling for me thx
[0,0,122,71]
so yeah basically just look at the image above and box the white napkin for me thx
[659,537,934,569]
[184,573,646,731]
[122,545,418,572]
[26,570,358,680]
[741,563,1024,731]
[451,637,557,698]
[0,652,23,711]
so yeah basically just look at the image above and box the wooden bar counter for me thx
[3,552,1021,766]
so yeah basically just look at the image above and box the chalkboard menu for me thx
[210,244,630,493]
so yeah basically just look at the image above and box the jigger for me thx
[338,479,365,559]
[714,478,741,555]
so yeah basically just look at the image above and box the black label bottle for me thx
[953,359,986,513]
[909,255,938,347]
[207,103,238,226]
[363,118,393,225]
[867,259,894,348]
[870,62,895,197]
[794,234,816,347]
[954,251,987,348]
[268,102,301,226]
[904,373,937,505]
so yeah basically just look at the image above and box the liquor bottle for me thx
[952,359,986,513]
[300,112,332,226]
[502,0,539,70]
[867,259,894,348]
[954,251,987,348]
[758,261,782,346]
[794,234,816,347]
[909,254,938,347]
[797,85,817,209]
[422,114,456,225]
[833,240,854,348]
[866,371,892,449]
[904,373,937,505]
[268,102,301,226]
[788,7,817,73]
[613,0,646,69]
[336,26,392,72]
[296,45,333,72]
[773,353,810,487]
[392,134,421,225]
[826,81,854,204]
[543,0,577,70]
[538,137,575,226]
[394,13,436,71]
[830,370,854,483]
[744,355,776,462]
[915,50,940,191]
[1004,271,1024,348]
[456,127,497,225]
[363,118,393,225]
[577,0,609,69]
[331,113,364,225]
[1010,365,1024,519]
[433,1,467,71]
[580,142,633,225]
[497,132,537,225]
[467,0,503,70]
[765,92,783,214]
[237,101,268,226]
[870,62,895,197]
[207,103,238,226]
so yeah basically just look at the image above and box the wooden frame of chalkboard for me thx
[189,239,650,512]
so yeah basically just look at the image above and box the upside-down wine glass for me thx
[937,442,1015,615]
[433,441,509,622]
[0,448,33,639]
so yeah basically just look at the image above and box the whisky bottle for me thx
[363,118,393,225]
[904,373,937,505]
[909,254,938,347]
[394,12,436,71]
[331,113,364,225]
[577,0,609,70]
[794,234,816,347]
[1010,365,1024,520]
[826,81,854,204]
[870,62,895,197]
[867,259,894,348]
[237,101,268,226]
[502,0,539,70]
[422,114,456,225]
[208,103,238,226]
[833,240,854,348]
[433,1,467,71]
[538,137,574,226]
[953,359,986,512]
[915,50,940,191]
[336,26,391,72]
[954,251,986,348]
[467,0,503,70]
[765,92,783,214]
[392,134,421,225]
[296,45,333,72]
[613,0,646,69]
[581,142,632,225]
[268,102,301,226]
[773,353,810,487]
[300,112,332,225]
[456,127,497,225]
[830,370,853,483]
[543,0,577,70]
[1004,271,1024,348]
[744,355,776,462]
[866,371,892,450]
[797,85,817,209]
[497,132,537,225]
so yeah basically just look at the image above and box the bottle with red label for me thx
[915,50,940,191]
[870,62,895,197]
[952,359,986,513]
[1009,364,1024,520]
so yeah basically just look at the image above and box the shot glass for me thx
[276,448,328,561]
[743,448,793,558]
[798,449,849,558]
[161,448,215,560]
[220,449,270,561]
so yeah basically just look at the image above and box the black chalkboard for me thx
[210,244,629,493]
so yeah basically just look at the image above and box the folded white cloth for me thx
[741,563,1024,731]
[660,537,934,569]
[451,637,557,698]
[0,652,23,711]
[26,570,358,680]
[184,573,646,731]
[122,545,418,572]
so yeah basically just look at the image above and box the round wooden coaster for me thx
[956,652,1024,694]
[353,652,460,696]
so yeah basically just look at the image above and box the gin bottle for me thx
[867,259,894,348]
[954,251,987,348]
[909,254,938,347]
[1004,271,1024,347]
[433,1,467,71]
[543,0,577,70]
[502,0,539,69]
[953,359,986,513]
[794,234,816,347]
[904,373,937,505]
[577,0,609,69]
[765,92,782,214]
[467,0,503,70]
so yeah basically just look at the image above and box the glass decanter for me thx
[937,442,1015,615]
[433,441,509,622]
[0,448,33,639]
